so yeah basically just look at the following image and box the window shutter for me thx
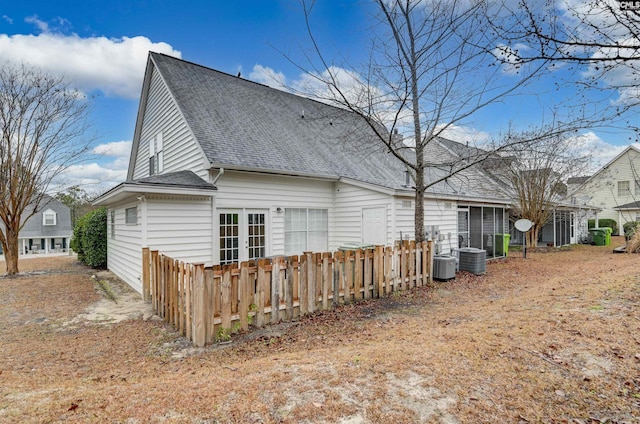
[156,132,163,151]
[149,138,155,157]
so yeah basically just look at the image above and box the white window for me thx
[635,180,640,196]
[618,181,630,197]
[125,207,138,225]
[284,208,328,255]
[148,132,164,176]
[42,210,56,226]
[110,210,115,239]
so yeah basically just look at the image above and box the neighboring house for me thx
[434,138,593,246]
[0,195,73,255]
[94,53,512,294]
[569,145,640,235]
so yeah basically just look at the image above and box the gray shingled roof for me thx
[131,170,216,190]
[151,53,421,190]
[614,200,640,210]
[150,53,506,199]
[567,176,590,185]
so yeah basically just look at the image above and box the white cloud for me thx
[564,131,640,172]
[0,32,181,98]
[92,140,131,157]
[436,124,491,145]
[53,140,131,193]
[3,15,13,24]
[249,64,287,89]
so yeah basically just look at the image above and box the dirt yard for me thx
[1,239,639,423]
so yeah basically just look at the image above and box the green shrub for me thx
[72,207,107,269]
[588,218,618,234]
[623,221,640,239]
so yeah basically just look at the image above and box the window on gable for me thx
[284,208,328,255]
[148,132,164,176]
[618,181,630,197]
[125,207,138,225]
[43,210,56,226]
[635,180,640,196]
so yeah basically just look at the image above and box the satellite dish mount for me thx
[514,219,534,258]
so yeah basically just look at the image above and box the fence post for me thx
[221,265,232,331]
[150,250,159,310]
[363,248,372,299]
[239,262,250,331]
[409,240,416,289]
[344,250,353,304]
[185,263,192,341]
[271,257,280,323]
[192,263,206,347]
[354,249,363,301]
[426,239,434,284]
[307,252,316,313]
[322,252,330,310]
[286,257,294,321]
[211,265,222,343]
[332,251,341,307]
[300,254,308,316]
[256,259,267,328]
[142,248,150,302]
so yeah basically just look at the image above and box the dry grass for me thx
[1,240,639,423]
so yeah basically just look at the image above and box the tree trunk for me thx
[3,225,20,275]
[527,228,539,249]
[414,184,425,243]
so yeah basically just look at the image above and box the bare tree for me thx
[295,0,594,242]
[491,0,640,115]
[496,131,592,247]
[0,64,92,275]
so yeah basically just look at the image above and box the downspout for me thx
[139,195,148,247]
[210,167,223,265]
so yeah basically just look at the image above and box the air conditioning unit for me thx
[433,255,456,281]
[458,248,486,275]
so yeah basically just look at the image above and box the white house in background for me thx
[94,53,512,294]
[569,145,640,235]
[0,195,73,256]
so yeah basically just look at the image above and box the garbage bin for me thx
[495,234,510,256]
[338,242,375,251]
[589,228,606,246]
[602,227,612,246]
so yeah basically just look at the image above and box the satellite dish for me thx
[515,219,533,232]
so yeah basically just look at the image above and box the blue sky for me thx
[0,0,636,193]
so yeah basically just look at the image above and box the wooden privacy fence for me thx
[141,240,433,347]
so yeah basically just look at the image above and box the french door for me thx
[219,209,267,265]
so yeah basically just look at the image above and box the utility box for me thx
[458,247,486,275]
[433,255,456,281]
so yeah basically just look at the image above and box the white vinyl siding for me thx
[146,197,213,265]
[214,171,334,256]
[132,66,207,180]
[106,196,213,294]
[333,181,393,246]
[394,196,458,253]
[107,203,143,293]
[572,147,640,234]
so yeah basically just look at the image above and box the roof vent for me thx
[301,109,305,119]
